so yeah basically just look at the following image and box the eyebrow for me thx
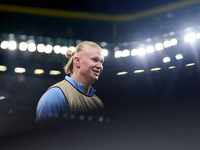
[91,55,104,61]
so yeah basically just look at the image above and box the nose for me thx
[96,62,103,71]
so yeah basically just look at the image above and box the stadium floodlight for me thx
[69,46,76,52]
[14,67,26,73]
[19,42,28,51]
[37,44,45,53]
[185,63,195,67]
[146,46,155,53]
[175,54,183,60]
[163,57,171,63]
[122,49,130,57]
[170,38,178,46]
[100,42,108,47]
[45,45,53,54]
[54,45,61,54]
[61,46,68,55]
[163,40,171,48]
[98,117,103,122]
[117,71,128,75]
[49,70,61,75]
[196,33,200,39]
[8,41,17,50]
[1,41,9,49]
[134,70,145,73]
[79,115,85,121]
[184,33,195,42]
[102,49,108,57]
[28,43,36,52]
[34,69,44,74]
[155,43,164,51]
[137,48,146,56]
[131,49,138,56]
[0,65,7,71]
[114,50,122,58]
[169,31,175,36]
[150,68,161,71]
[168,66,176,69]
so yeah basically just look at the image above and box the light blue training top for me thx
[36,75,96,122]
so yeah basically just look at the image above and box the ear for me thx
[73,56,80,68]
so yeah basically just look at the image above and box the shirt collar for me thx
[65,75,96,96]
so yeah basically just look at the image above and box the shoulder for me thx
[38,87,67,108]
[36,87,68,122]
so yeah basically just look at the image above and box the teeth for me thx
[93,70,99,73]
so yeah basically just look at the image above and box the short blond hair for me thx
[64,41,101,75]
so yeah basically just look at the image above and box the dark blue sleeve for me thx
[36,87,68,123]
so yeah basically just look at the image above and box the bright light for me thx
[34,69,44,74]
[185,63,195,67]
[8,41,17,50]
[169,32,175,36]
[0,96,5,101]
[1,41,9,49]
[99,117,103,122]
[146,46,155,53]
[155,43,164,51]
[100,42,107,47]
[137,48,146,56]
[28,43,36,52]
[170,38,177,46]
[0,65,7,71]
[45,45,53,54]
[163,40,171,48]
[69,46,76,52]
[54,45,61,54]
[134,70,145,73]
[37,44,45,53]
[184,27,193,32]
[117,71,128,75]
[14,67,26,73]
[122,49,130,57]
[61,46,68,55]
[169,66,176,69]
[79,115,85,121]
[184,33,195,42]
[196,33,200,39]
[150,68,161,71]
[114,51,122,58]
[102,49,108,57]
[49,70,61,75]
[131,49,138,56]
[163,57,171,63]
[175,54,183,60]
[19,42,27,51]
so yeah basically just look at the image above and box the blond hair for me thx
[64,41,101,75]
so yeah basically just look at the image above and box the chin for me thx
[93,77,98,81]
[92,76,99,82]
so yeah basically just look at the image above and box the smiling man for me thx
[36,41,105,122]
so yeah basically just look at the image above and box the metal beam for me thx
[0,0,200,22]
[115,0,200,22]
[0,4,114,21]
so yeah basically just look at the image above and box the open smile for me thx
[92,70,100,76]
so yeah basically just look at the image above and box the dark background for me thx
[0,1,200,149]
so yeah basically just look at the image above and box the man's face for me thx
[78,46,104,83]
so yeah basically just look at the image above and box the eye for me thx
[92,59,97,62]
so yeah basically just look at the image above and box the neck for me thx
[82,86,90,95]
[71,73,93,94]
